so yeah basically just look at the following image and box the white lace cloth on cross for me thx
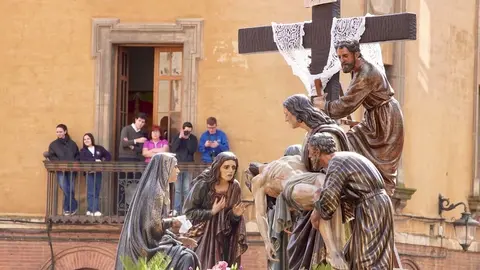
[272,14,386,97]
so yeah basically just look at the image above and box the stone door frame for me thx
[91,18,204,150]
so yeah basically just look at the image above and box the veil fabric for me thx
[115,153,199,269]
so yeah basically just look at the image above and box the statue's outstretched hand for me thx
[310,209,321,229]
[232,202,247,217]
[313,187,323,202]
[265,242,279,262]
[169,218,182,233]
[312,94,327,111]
[178,236,198,249]
[172,218,182,229]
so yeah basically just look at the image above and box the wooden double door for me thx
[113,45,184,159]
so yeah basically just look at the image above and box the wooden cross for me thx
[238,2,416,266]
[237,0,416,102]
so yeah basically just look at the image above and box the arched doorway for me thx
[40,246,115,270]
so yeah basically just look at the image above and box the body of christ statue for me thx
[248,94,350,270]
[309,133,395,269]
[244,144,301,270]
[315,40,403,196]
[250,154,348,269]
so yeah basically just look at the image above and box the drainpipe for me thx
[473,0,480,197]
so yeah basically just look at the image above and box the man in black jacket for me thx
[170,122,198,214]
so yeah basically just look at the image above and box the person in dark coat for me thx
[79,133,111,216]
[170,121,198,214]
[47,124,80,215]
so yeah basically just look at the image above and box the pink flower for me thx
[210,261,229,270]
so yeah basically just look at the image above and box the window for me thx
[154,47,183,142]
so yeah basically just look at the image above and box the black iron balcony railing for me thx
[43,161,209,224]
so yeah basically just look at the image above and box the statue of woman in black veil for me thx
[115,153,200,270]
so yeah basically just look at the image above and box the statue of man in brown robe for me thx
[314,40,404,196]
[308,132,395,270]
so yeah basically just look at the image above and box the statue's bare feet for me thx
[327,251,348,270]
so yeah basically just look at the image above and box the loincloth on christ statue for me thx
[275,170,328,269]
[274,171,323,233]
[245,163,291,270]
[251,155,348,270]
[278,168,347,269]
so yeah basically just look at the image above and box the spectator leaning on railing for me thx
[142,125,169,163]
[79,133,111,217]
[47,124,80,216]
[170,121,198,214]
[198,117,230,163]
[118,112,148,162]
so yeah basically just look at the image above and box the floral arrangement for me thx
[307,264,333,270]
[204,261,242,270]
[121,253,242,270]
[120,253,172,270]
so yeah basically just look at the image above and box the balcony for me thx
[43,161,209,224]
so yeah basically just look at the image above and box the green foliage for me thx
[119,255,137,270]
[300,222,352,270]
[120,252,173,270]
[344,222,352,241]
[148,252,172,270]
[311,263,333,270]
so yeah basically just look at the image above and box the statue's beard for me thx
[342,57,356,73]
[342,63,354,73]
[310,157,322,171]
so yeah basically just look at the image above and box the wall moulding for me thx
[91,18,204,150]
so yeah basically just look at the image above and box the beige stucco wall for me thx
[196,2,310,174]
[0,0,310,214]
[402,0,477,221]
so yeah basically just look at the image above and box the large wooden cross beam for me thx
[237,0,416,101]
